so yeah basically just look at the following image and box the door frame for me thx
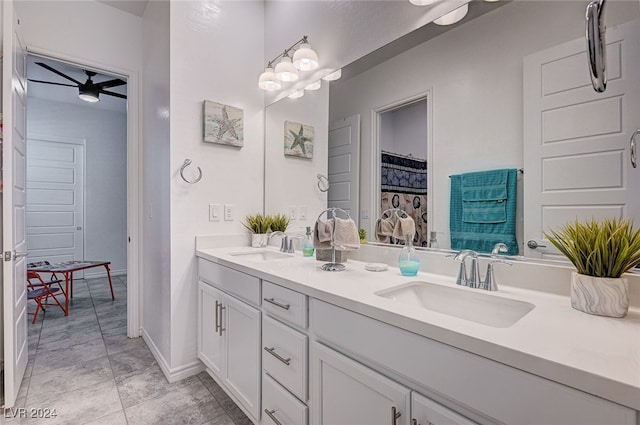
[26,134,86,273]
[370,90,433,241]
[25,47,142,338]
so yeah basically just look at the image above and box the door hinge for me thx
[4,251,12,261]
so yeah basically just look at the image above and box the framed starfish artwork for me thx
[284,121,314,159]
[203,100,244,147]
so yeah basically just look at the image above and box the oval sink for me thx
[229,250,294,261]
[376,281,534,328]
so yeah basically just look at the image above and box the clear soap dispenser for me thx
[303,226,315,257]
[398,233,420,276]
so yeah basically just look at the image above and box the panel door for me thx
[224,293,261,420]
[2,4,28,408]
[328,115,360,223]
[411,392,476,425]
[197,281,225,377]
[311,342,411,425]
[26,138,84,267]
[523,20,640,259]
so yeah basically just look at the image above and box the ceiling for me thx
[96,0,149,17]
[27,56,128,113]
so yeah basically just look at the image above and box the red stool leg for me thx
[105,264,115,301]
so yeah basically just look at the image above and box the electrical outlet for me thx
[224,204,234,221]
[298,206,307,221]
[361,209,370,220]
[288,206,297,220]
[209,204,221,222]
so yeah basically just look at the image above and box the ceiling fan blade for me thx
[28,79,77,88]
[95,78,126,89]
[100,89,127,99]
[35,62,83,85]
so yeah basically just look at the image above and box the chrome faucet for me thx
[482,243,512,291]
[453,250,481,288]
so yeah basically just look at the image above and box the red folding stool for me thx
[27,271,65,324]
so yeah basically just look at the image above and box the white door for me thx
[411,392,475,425]
[26,138,84,266]
[328,115,360,223]
[197,281,225,377]
[523,21,640,259]
[224,294,260,420]
[311,342,411,425]
[2,4,28,409]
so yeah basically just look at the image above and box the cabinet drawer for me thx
[263,280,307,328]
[263,373,308,425]
[198,258,260,306]
[412,392,476,425]
[262,315,308,402]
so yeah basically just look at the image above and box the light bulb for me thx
[305,80,322,91]
[293,43,319,71]
[409,0,439,5]
[322,69,342,81]
[275,55,299,82]
[288,90,304,99]
[433,3,468,25]
[258,66,281,91]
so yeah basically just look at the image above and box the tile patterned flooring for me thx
[4,276,252,425]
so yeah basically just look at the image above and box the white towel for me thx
[375,217,395,243]
[332,217,360,251]
[314,218,334,249]
[392,216,416,243]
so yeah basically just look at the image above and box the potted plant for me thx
[359,228,367,244]
[243,214,273,247]
[545,218,640,318]
[269,213,290,233]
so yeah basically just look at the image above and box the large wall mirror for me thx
[264,0,640,259]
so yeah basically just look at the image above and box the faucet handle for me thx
[280,235,289,252]
[483,259,513,291]
[491,243,509,257]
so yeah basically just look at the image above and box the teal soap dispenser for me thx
[303,226,315,257]
[398,234,420,276]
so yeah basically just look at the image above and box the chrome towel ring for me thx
[317,174,329,192]
[180,159,203,184]
[586,0,607,93]
[631,129,639,169]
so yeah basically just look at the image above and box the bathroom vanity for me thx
[195,243,640,425]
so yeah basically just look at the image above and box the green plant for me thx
[545,218,640,278]
[359,228,367,241]
[242,213,272,234]
[270,213,290,233]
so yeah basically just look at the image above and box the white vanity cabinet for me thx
[197,260,261,422]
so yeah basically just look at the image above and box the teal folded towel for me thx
[450,168,518,255]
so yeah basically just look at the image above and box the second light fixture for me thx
[259,36,319,91]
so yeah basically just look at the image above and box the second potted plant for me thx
[545,218,640,318]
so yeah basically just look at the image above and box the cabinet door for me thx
[224,293,261,420]
[311,342,411,425]
[411,392,476,425]
[198,281,225,377]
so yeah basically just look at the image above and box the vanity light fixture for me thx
[288,90,305,99]
[433,3,469,25]
[409,0,440,5]
[322,69,342,81]
[305,80,322,91]
[259,35,320,90]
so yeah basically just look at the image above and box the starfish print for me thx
[213,106,241,140]
[289,125,311,155]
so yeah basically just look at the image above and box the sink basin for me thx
[229,250,293,261]
[376,281,534,328]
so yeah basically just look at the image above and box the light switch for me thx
[209,204,221,222]
[288,206,297,220]
[298,206,307,221]
[361,209,370,220]
[224,204,234,221]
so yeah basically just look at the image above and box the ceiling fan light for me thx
[78,86,100,103]
[258,66,281,91]
[275,55,299,82]
[292,43,319,71]
[409,0,439,6]
[434,3,469,25]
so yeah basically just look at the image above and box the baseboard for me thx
[84,268,127,279]
[141,329,204,383]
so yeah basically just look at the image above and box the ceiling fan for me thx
[28,62,127,103]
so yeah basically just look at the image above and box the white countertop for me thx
[196,246,640,410]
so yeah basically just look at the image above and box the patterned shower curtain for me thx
[380,151,428,246]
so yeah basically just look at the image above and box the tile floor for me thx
[4,275,252,425]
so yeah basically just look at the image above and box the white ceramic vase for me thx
[251,233,268,248]
[570,272,629,318]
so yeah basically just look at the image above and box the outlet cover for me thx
[288,206,297,220]
[298,206,307,221]
[224,204,234,221]
[209,204,221,222]
[361,208,370,220]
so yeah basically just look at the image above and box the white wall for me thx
[141,0,171,368]
[168,0,265,371]
[265,85,329,232]
[329,1,640,249]
[26,98,127,274]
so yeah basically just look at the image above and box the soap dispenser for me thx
[398,233,420,276]
[303,226,315,257]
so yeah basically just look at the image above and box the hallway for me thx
[5,276,251,425]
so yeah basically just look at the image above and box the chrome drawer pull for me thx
[264,346,291,365]
[264,297,290,310]
[264,409,283,425]
[392,406,401,425]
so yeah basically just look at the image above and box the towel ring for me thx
[317,174,329,192]
[631,129,639,169]
[180,159,202,184]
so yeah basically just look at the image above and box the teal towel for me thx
[461,169,508,224]
[450,168,518,255]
